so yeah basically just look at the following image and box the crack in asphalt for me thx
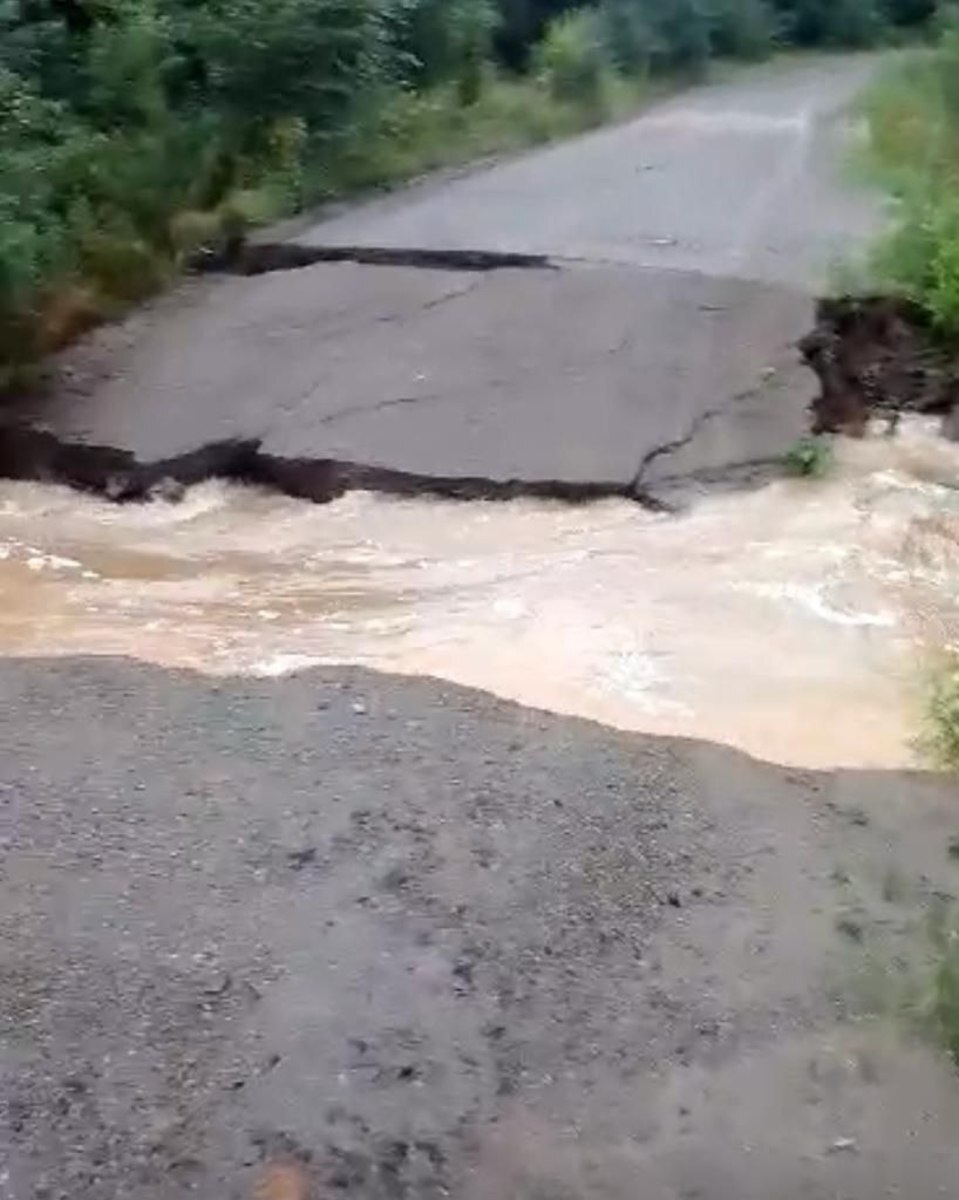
[630,368,790,496]
[196,242,556,276]
[272,275,489,426]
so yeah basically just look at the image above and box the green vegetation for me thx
[855,899,959,1068]
[930,925,959,1066]
[863,10,959,335]
[921,655,959,770]
[0,0,940,387]
[784,434,834,477]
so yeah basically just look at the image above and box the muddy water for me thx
[2,419,959,769]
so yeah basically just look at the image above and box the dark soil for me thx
[800,295,959,436]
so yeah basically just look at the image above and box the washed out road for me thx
[8,54,959,1200]
[24,57,882,498]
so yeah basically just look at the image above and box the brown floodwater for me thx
[2,418,959,769]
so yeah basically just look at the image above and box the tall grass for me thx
[863,20,959,335]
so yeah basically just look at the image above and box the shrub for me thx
[390,0,496,103]
[599,0,656,73]
[923,656,959,769]
[708,0,775,58]
[784,436,833,477]
[865,22,959,335]
[772,0,887,45]
[535,9,612,114]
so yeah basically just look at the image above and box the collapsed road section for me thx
[4,258,814,508]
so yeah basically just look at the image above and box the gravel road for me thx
[4,660,959,1199]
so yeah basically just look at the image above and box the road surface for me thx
[19,57,882,499]
[299,56,880,286]
[5,660,959,1200]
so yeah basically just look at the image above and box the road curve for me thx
[297,55,884,289]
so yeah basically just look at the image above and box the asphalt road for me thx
[299,56,882,287]
[24,56,882,498]
[5,660,959,1200]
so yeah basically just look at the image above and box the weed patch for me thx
[784,436,834,478]
[921,654,959,770]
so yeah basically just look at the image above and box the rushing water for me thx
[2,418,959,769]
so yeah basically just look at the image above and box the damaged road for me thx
[5,661,959,1200]
[6,57,882,504]
[16,264,812,506]
[9,52,956,1200]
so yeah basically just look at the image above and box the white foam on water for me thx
[0,418,958,768]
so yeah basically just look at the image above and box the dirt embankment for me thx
[801,296,959,437]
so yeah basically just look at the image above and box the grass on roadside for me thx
[858,23,959,336]
[844,886,959,1073]
[920,653,959,770]
[307,69,651,202]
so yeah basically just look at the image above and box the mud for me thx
[801,295,959,436]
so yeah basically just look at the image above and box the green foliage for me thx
[599,0,655,72]
[865,20,959,335]
[874,192,959,334]
[784,435,833,477]
[932,937,959,1065]
[708,0,776,59]
[772,0,886,45]
[391,0,496,102]
[642,0,714,70]
[922,656,959,769]
[535,8,611,111]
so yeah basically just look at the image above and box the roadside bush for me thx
[391,0,496,103]
[535,8,612,113]
[872,192,959,334]
[708,0,776,58]
[772,0,887,45]
[645,0,714,70]
[599,0,656,73]
[922,656,959,769]
[865,19,959,334]
[828,0,886,45]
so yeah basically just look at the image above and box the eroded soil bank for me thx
[801,295,959,436]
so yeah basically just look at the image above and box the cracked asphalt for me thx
[29,56,882,497]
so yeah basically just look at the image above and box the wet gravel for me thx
[3,659,959,1199]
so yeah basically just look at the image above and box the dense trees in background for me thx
[0,0,943,379]
[497,0,937,64]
